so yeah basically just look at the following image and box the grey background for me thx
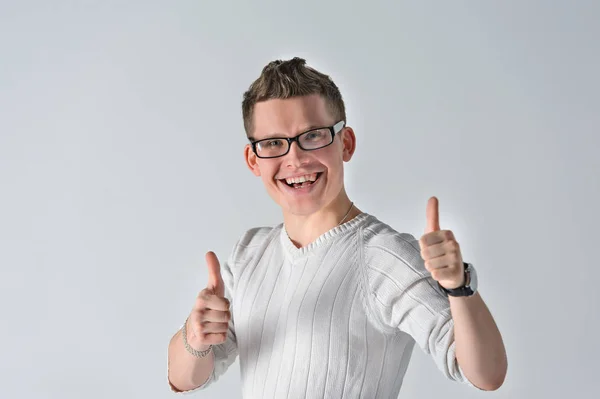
[1,1,598,398]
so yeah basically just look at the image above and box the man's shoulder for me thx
[231,224,281,263]
[360,215,426,279]
[361,215,421,258]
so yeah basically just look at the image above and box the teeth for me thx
[285,173,318,185]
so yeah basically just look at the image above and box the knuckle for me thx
[197,308,208,320]
[195,297,206,309]
[203,334,213,344]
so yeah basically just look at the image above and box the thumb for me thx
[205,251,225,297]
[425,196,441,233]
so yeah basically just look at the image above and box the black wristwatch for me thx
[438,262,478,297]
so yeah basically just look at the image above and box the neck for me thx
[283,190,362,248]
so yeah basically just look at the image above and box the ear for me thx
[244,144,261,176]
[340,126,357,162]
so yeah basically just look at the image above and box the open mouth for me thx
[280,172,322,189]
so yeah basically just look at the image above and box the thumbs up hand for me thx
[185,251,231,350]
[418,197,466,290]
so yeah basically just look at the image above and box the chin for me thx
[270,191,327,217]
[284,201,325,217]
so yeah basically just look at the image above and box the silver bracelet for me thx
[181,317,213,358]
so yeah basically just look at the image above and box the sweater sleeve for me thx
[360,224,474,386]
[168,241,240,394]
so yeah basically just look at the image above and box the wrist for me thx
[439,262,478,297]
[182,317,213,356]
[186,335,211,352]
[184,323,210,351]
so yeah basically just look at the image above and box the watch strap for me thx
[438,262,475,297]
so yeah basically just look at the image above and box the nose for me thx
[284,141,309,168]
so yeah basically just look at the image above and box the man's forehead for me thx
[252,96,331,139]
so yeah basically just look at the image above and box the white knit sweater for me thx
[176,213,473,398]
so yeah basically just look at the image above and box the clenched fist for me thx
[185,251,231,350]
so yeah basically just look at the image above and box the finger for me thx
[425,196,441,234]
[195,292,230,312]
[424,253,460,271]
[421,239,460,260]
[206,251,225,297]
[431,267,457,282]
[420,229,454,247]
[198,322,230,334]
[202,332,228,345]
[198,309,231,323]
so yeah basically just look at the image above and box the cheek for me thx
[321,153,344,178]
[256,162,278,183]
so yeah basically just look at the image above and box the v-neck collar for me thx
[279,213,372,261]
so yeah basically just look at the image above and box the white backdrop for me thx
[1,1,599,398]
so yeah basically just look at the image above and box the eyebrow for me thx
[249,125,324,142]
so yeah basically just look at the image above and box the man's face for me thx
[244,94,356,217]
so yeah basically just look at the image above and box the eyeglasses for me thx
[250,121,346,159]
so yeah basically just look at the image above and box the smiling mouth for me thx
[280,172,322,189]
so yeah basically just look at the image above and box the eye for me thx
[263,139,284,148]
[305,130,327,141]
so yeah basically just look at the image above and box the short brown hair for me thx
[241,57,346,137]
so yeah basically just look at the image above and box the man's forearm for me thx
[449,292,507,391]
[167,329,215,392]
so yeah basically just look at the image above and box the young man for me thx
[167,57,507,397]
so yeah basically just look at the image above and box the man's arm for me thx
[167,251,235,392]
[419,196,507,390]
[168,326,215,391]
[169,330,215,392]
[449,293,507,391]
